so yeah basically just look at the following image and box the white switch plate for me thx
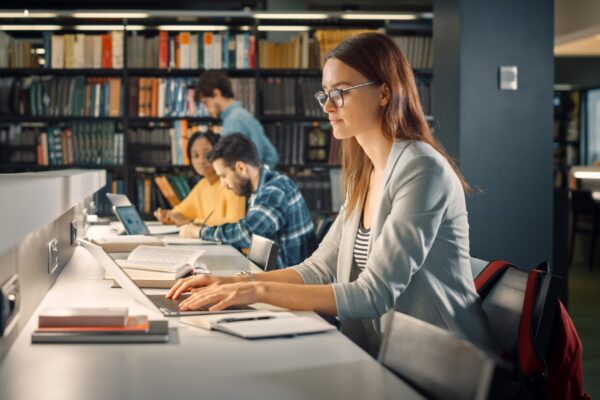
[499,66,518,90]
[48,238,58,274]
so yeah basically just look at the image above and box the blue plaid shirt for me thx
[200,166,317,268]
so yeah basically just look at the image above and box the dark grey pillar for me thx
[433,0,554,269]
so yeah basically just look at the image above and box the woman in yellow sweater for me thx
[154,131,246,227]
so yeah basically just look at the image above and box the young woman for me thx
[154,131,245,229]
[167,33,495,356]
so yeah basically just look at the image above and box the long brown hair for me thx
[325,33,470,218]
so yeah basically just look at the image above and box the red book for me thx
[101,34,112,68]
[36,316,149,333]
[248,34,256,68]
[159,31,168,68]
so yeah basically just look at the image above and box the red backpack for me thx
[474,260,590,399]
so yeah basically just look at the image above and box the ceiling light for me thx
[0,25,62,31]
[72,12,149,19]
[341,13,417,20]
[158,25,228,31]
[257,26,311,32]
[254,13,328,20]
[574,171,600,180]
[0,11,57,18]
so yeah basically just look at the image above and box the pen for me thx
[218,316,275,323]
[193,209,215,228]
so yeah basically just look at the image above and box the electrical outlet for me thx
[70,220,78,245]
[48,238,58,275]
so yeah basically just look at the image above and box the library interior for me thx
[0,1,598,399]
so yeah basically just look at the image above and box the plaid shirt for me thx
[200,166,317,268]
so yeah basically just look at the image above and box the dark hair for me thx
[206,133,260,169]
[186,131,220,175]
[325,33,471,218]
[195,71,234,101]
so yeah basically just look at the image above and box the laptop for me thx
[106,193,180,236]
[79,239,254,317]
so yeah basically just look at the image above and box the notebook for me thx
[181,311,337,339]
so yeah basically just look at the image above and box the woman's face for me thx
[321,58,384,140]
[190,137,214,176]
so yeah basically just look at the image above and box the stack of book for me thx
[153,174,192,207]
[391,35,434,69]
[258,32,320,69]
[32,307,168,343]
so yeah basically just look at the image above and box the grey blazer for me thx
[292,140,495,352]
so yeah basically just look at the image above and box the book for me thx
[116,245,207,278]
[161,237,220,246]
[89,235,164,253]
[181,311,336,339]
[31,320,169,344]
[36,315,149,333]
[38,307,128,327]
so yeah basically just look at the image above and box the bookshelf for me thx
[553,90,581,189]
[0,11,434,218]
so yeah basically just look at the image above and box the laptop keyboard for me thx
[147,294,210,313]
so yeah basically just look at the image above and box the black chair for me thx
[378,311,511,400]
[315,215,335,244]
[247,234,279,272]
[569,190,600,270]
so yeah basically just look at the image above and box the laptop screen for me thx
[114,205,150,235]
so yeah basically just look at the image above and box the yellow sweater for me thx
[172,178,246,226]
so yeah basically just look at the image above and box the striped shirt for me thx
[353,222,371,271]
[200,166,317,269]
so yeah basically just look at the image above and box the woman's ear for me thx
[380,84,391,107]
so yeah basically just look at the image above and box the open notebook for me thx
[181,311,336,339]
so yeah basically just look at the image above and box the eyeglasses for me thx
[314,81,379,110]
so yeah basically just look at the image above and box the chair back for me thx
[378,311,510,400]
[247,235,279,271]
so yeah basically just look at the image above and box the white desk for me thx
[0,230,423,400]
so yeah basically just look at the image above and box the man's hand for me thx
[179,223,201,238]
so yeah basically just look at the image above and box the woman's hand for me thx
[169,212,190,227]
[166,274,237,299]
[154,208,173,224]
[178,282,262,312]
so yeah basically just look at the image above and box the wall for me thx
[433,0,554,268]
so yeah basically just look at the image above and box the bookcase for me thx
[0,12,434,219]
[553,90,581,189]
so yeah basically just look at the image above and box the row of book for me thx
[93,170,126,216]
[36,122,124,166]
[134,174,192,215]
[258,32,320,69]
[264,122,333,166]
[417,80,432,117]
[130,77,204,118]
[260,76,323,117]
[392,36,433,70]
[129,76,255,118]
[49,32,124,69]
[294,172,334,213]
[0,76,122,117]
[0,32,41,68]
[127,31,256,70]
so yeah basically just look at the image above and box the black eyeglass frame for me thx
[314,81,379,109]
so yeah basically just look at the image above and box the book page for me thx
[128,245,205,267]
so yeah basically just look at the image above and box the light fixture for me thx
[254,13,329,20]
[0,25,62,31]
[573,171,600,180]
[71,12,149,19]
[73,24,145,31]
[0,11,58,18]
[35,48,46,54]
[158,25,228,31]
[257,26,311,32]
[341,13,417,20]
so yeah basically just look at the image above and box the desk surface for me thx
[0,229,423,400]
